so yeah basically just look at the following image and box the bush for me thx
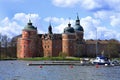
[59,52,68,58]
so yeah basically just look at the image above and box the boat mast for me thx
[95,28,98,57]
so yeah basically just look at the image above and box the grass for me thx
[18,57,81,61]
[0,57,17,60]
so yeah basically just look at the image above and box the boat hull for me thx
[93,62,110,65]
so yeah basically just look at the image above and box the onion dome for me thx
[64,23,75,33]
[73,15,84,31]
[24,20,37,30]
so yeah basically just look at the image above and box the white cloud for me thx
[44,17,75,33]
[13,13,41,25]
[44,17,66,24]
[52,0,80,7]
[106,0,120,11]
[81,16,120,40]
[80,16,100,39]
[0,13,120,41]
[0,13,43,38]
[94,11,111,20]
[44,16,120,40]
[0,17,22,37]
[81,0,102,10]
[52,0,120,12]
[82,0,120,11]
[110,15,120,27]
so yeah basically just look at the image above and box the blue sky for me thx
[0,0,120,41]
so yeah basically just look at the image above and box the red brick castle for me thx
[17,15,120,58]
[17,15,85,58]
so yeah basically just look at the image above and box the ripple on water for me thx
[0,61,120,80]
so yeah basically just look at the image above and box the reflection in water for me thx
[0,61,120,80]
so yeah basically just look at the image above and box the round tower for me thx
[17,20,38,58]
[73,14,84,42]
[62,23,76,56]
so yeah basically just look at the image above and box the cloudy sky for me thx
[0,0,120,40]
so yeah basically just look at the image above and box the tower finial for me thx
[69,17,71,24]
[76,12,79,20]
[27,14,32,25]
[68,17,71,27]
[75,13,80,25]
[28,14,32,23]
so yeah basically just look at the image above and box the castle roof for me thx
[23,20,37,31]
[64,23,75,33]
[73,14,84,32]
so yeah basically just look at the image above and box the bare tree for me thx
[0,33,2,60]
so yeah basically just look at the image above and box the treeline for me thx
[106,39,120,58]
[0,34,16,59]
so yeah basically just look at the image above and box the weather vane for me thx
[69,17,71,24]
[28,14,31,22]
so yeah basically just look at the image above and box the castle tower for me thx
[73,14,85,57]
[17,20,38,58]
[62,23,76,56]
[73,14,84,42]
[42,23,53,57]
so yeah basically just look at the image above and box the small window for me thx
[45,46,46,48]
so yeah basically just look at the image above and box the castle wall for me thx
[17,30,38,58]
[41,34,62,57]
[52,39,62,57]
[38,37,43,57]
[17,38,22,58]
[85,40,110,57]
[62,33,76,56]
[75,44,86,57]
[42,39,52,57]
[75,31,84,41]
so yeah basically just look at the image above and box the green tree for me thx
[107,39,119,58]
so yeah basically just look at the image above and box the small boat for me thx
[92,56,111,65]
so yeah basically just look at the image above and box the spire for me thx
[77,13,79,20]
[68,17,71,27]
[76,13,80,25]
[27,19,32,25]
[28,14,32,25]
[48,21,52,34]
[29,19,31,23]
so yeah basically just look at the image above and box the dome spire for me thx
[29,19,31,23]
[28,14,32,25]
[48,21,53,34]
[68,17,71,27]
[77,13,79,20]
[73,13,84,32]
[27,19,32,25]
[76,13,80,25]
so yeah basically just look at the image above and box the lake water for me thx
[0,60,120,80]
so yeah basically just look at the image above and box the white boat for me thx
[92,56,111,65]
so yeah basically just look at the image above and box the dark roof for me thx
[74,24,84,31]
[64,23,75,33]
[73,15,84,31]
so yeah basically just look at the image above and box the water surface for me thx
[0,60,120,80]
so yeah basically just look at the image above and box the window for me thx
[45,46,46,48]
